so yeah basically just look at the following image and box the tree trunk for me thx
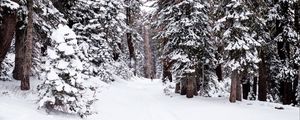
[251,76,258,100]
[21,0,33,90]
[13,14,27,80]
[125,0,136,75]
[216,64,222,81]
[175,82,180,93]
[295,0,300,33]
[0,8,17,70]
[292,66,299,105]
[143,26,154,78]
[186,79,194,98]
[229,70,238,103]
[282,81,292,105]
[180,79,187,95]
[216,46,223,81]
[258,49,267,101]
[236,75,242,101]
[292,0,300,106]
[242,81,250,100]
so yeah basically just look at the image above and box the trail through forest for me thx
[0,78,299,120]
[93,78,299,120]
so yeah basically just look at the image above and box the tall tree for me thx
[154,0,215,97]
[246,0,270,101]
[65,0,133,81]
[125,0,137,75]
[38,24,95,117]
[143,25,155,78]
[215,0,261,102]
[20,0,33,90]
[13,2,26,80]
[267,0,299,104]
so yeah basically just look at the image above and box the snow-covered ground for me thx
[0,78,299,120]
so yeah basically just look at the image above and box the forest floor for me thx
[0,77,299,120]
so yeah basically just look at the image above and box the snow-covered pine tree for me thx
[214,0,261,102]
[245,0,270,101]
[38,24,95,117]
[154,0,215,97]
[66,0,132,82]
[33,0,67,81]
[267,0,299,104]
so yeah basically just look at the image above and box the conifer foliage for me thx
[0,0,299,118]
[154,0,219,97]
[38,25,94,117]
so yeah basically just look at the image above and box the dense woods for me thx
[0,0,299,117]
[154,0,300,105]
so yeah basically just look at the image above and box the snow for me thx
[51,24,77,44]
[47,48,59,59]
[56,60,69,69]
[57,43,75,55]
[0,0,19,10]
[140,0,156,13]
[93,78,299,120]
[171,54,190,63]
[47,70,59,80]
[0,78,299,120]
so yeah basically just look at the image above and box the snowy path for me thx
[91,78,299,120]
[0,78,299,120]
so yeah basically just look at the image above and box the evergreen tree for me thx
[38,24,95,117]
[154,0,216,97]
[214,0,261,102]
[267,0,299,104]
[67,0,132,82]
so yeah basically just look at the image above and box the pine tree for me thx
[214,0,261,102]
[247,0,270,101]
[267,0,299,104]
[67,0,132,82]
[154,0,215,97]
[38,24,94,117]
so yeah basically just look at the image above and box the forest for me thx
[0,0,299,119]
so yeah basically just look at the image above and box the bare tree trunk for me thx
[229,70,238,103]
[143,26,154,78]
[258,48,267,101]
[13,14,27,80]
[21,0,33,90]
